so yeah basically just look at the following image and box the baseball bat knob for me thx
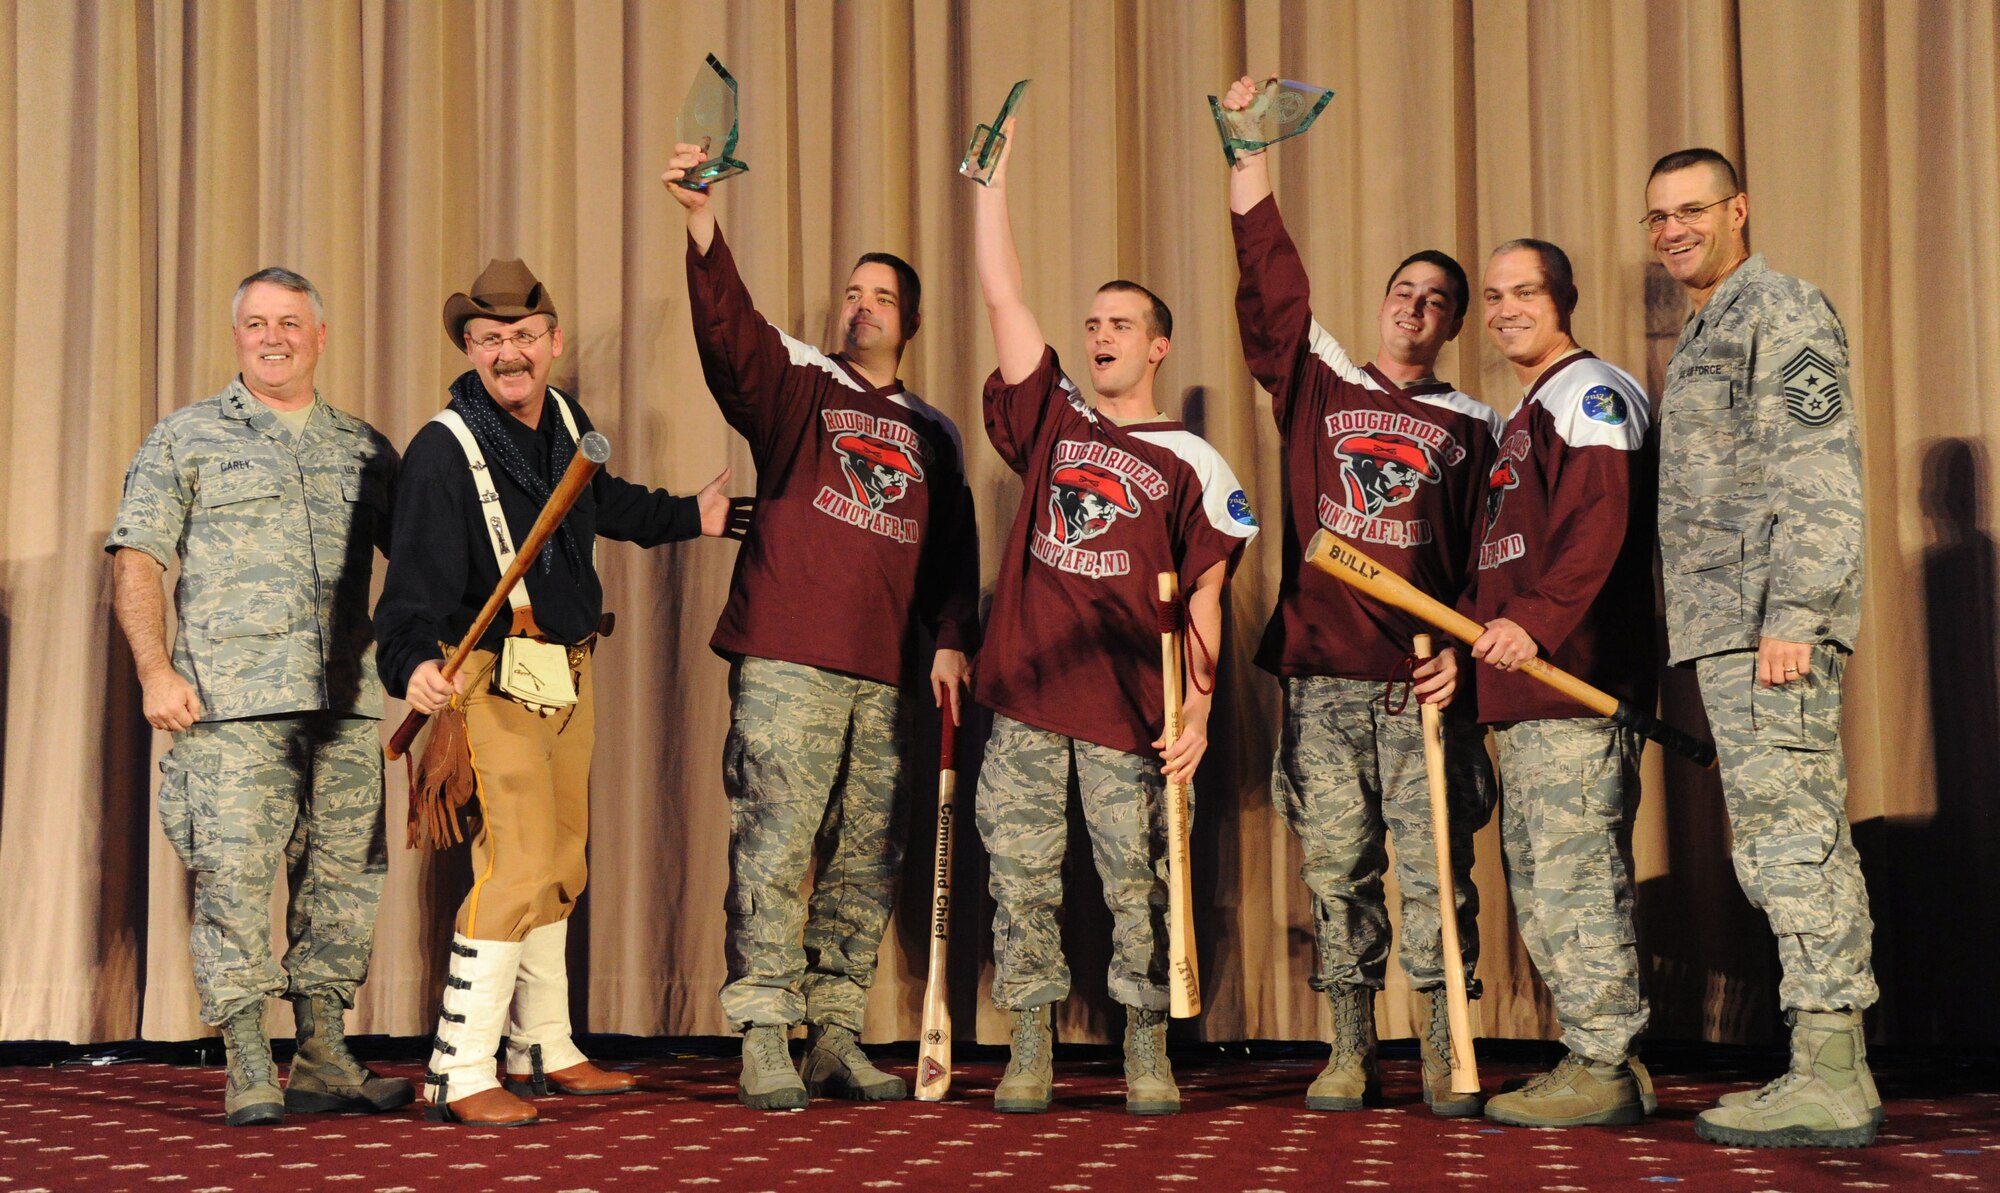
[579,430,611,464]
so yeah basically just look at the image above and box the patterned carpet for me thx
[1,1042,1995,1191]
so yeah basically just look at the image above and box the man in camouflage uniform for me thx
[109,267,409,1127]
[1646,148,1880,1149]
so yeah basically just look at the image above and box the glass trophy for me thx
[674,54,747,190]
[959,79,1031,185]
[1207,78,1334,166]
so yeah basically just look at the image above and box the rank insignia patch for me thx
[1782,346,1843,427]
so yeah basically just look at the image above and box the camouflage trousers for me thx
[1493,717,1648,1063]
[1694,645,1877,1012]
[976,713,1173,1012]
[1274,675,1495,992]
[157,713,387,1026]
[721,656,909,1032]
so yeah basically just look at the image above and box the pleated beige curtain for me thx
[2,0,1996,1048]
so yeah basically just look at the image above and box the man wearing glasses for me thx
[1646,149,1879,1148]
[377,259,736,1125]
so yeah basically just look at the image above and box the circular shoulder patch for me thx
[1227,489,1258,527]
[1580,385,1628,425]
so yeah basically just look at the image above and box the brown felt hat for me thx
[443,258,558,347]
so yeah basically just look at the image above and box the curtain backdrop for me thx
[3,0,1995,1048]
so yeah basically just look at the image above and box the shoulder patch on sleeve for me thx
[1781,346,1843,427]
[1227,488,1258,527]
[1580,385,1629,426]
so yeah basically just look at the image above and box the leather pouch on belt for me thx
[498,635,578,715]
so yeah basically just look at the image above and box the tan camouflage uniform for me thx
[1493,718,1648,1063]
[1274,675,1495,991]
[109,379,396,1025]
[721,656,910,1031]
[1660,254,1876,1014]
[976,713,1175,1012]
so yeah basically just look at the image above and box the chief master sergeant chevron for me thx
[1646,147,1880,1149]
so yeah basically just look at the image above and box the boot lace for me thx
[1521,1051,1588,1096]
[1008,1010,1050,1073]
[1332,990,1370,1060]
[304,992,361,1071]
[225,1010,276,1086]
[1422,991,1454,1075]
[1128,1009,1165,1074]
[750,1026,793,1074]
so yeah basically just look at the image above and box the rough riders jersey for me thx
[688,228,980,686]
[978,346,1259,756]
[1469,352,1658,724]
[1232,196,1500,679]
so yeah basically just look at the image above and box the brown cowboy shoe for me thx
[1629,1055,1659,1115]
[1484,1050,1643,1128]
[504,1044,638,1097]
[1415,986,1482,1117]
[424,1080,539,1127]
[285,991,415,1113]
[1306,986,1379,1111]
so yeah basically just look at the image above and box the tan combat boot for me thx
[285,990,414,1113]
[220,1003,284,1127]
[1695,1010,1882,1147]
[993,1005,1054,1113]
[1483,1050,1643,1128]
[1629,1055,1659,1114]
[1415,986,1482,1116]
[802,1023,907,1101]
[1123,1007,1180,1116]
[1306,986,1378,1110]
[738,1025,809,1110]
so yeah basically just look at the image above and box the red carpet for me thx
[2,1048,1995,1191]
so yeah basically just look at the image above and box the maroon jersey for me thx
[1232,196,1500,679]
[688,228,980,686]
[978,347,1259,755]
[1468,352,1657,723]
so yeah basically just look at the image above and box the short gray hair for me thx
[232,266,325,324]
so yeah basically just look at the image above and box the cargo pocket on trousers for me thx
[1750,645,1844,751]
[157,741,219,869]
[1744,825,1840,935]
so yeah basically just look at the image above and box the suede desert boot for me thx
[1483,1050,1643,1128]
[993,1005,1054,1113]
[1694,1010,1882,1148]
[738,1025,809,1110]
[285,991,414,1113]
[802,1023,907,1101]
[1415,986,1482,1116]
[221,1004,284,1127]
[1306,986,1379,1110]
[1123,1007,1180,1116]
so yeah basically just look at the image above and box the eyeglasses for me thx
[1639,195,1738,233]
[469,327,555,352]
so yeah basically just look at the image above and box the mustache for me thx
[491,358,533,377]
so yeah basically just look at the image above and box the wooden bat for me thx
[386,430,612,760]
[1157,572,1202,1018]
[1415,633,1480,1095]
[1302,529,1716,767]
[913,709,958,1101]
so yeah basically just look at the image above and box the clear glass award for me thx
[674,54,747,190]
[959,80,1031,185]
[1207,78,1334,166]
